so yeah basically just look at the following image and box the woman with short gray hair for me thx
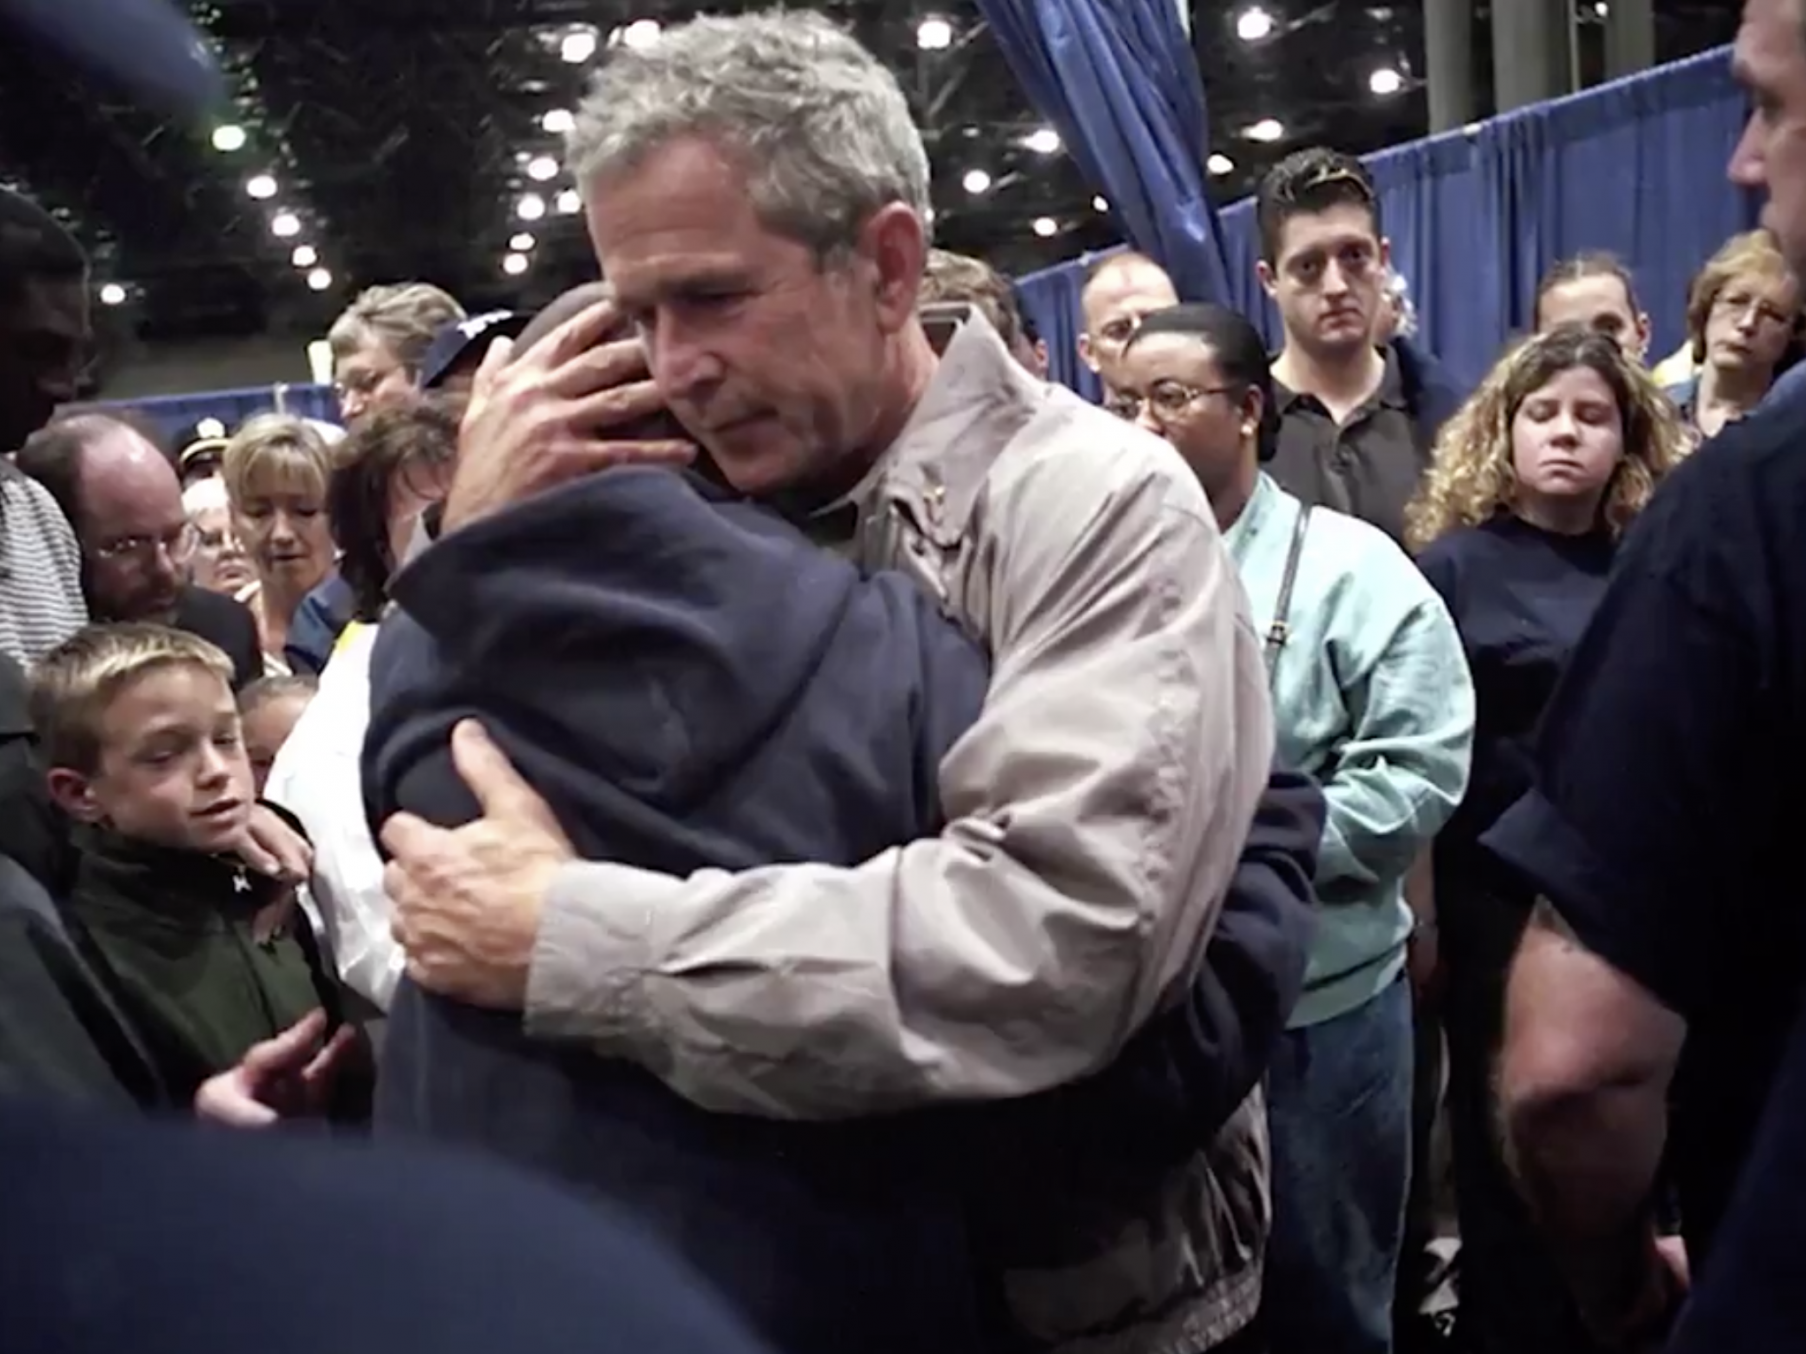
[328,282,464,424]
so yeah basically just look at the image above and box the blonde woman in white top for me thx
[221,414,336,675]
[264,397,456,1010]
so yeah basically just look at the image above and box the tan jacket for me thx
[525,316,1271,1114]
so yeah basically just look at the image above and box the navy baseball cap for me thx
[419,310,528,390]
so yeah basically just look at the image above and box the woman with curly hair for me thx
[1405,322,1689,1354]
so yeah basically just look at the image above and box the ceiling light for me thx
[503,253,530,276]
[98,283,127,306]
[270,210,301,238]
[1032,217,1059,239]
[290,244,317,268]
[560,29,597,64]
[556,189,582,215]
[1235,7,1275,41]
[1369,67,1404,96]
[517,192,547,221]
[1245,118,1286,143]
[1208,153,1236,175]
[542,108,575,135]
[246,173,278,200]
[1594,1,1608,13]
[526,155,560,182]
[195,418,226,439]
[1092,195,1110,212]
[1024,128,1061,155]
[917,17,953,50]
[510,232,536,252]
[211,124,247,153]
[619,18,661,49]
[962,168,992,195]
[306,267,332,292]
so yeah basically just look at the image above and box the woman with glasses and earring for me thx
[1116,302,1476,1354]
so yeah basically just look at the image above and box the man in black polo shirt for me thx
[1487,3,1806,1346]
[1255,149,1463,546]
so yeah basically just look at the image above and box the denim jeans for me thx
[1261,976,1414,1354]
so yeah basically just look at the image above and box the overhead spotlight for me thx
[270,210,301,238]
[619,18,661,49]
[1023,128,1062,155]
[526,155,560,182]
[962,168,992,195]
[1032,217,1059,239]
[510,232,536,252]
[916,16,954,50]
[1369,67,1404,96]
[560,28,597,64]
[195,417,227,439]
[517,192,547,221]
[1207,153,1236,175]
[306,267,333,292]
[1245,117,1286,143]
[542,108,575,135]
[1235,6,1275,41]
[1092,195,1110,212]
[1594,1,1608,13]
[290,244,318,268]
[246,173,278,200]
[503,253,531,276]
[98,283,127,306]
[555,189,582,215]
[211,124,247,152]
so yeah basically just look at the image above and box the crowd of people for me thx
[3,1,1806,1351]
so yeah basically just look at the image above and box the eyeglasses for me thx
[1105,381,1238,424]
[90,523,199,566]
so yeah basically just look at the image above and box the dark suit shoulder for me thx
[172,588,262,690]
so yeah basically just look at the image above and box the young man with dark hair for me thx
[1534,252,1653,361]
[1256,148,1463,545]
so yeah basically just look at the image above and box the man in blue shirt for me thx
[1484,4,1806,1346]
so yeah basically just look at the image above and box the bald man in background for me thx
[1078,251,1180,395]
[15,413,262,688]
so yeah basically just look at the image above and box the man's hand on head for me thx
[444,297,696,530]
[382,720,576,1009]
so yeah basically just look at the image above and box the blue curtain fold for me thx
[1019,44,1754,395]
[82,383,342,445]
[974,0,1233,305]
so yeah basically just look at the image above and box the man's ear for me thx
[862,203,929,336]
[1379,237,1393,271]
[46,767,104,824]
[1077,332,1100,372]
[1257,259,1278,300]
[1633,312,1654,364]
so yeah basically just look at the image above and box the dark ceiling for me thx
[0,0,1742,380]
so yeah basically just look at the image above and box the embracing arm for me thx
[525,462,1273,1118]
[1499,899,1685,1338]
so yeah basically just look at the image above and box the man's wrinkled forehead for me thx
[1082,264,1178,330]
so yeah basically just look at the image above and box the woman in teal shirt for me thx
[1115,303,1475,1354]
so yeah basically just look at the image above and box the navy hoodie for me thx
[366,468,989,1354]
[364,468,1318,1353]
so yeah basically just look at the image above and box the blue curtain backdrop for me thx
[1022,45,1756,394]
[83,382,341,444]
[975,0,1233,311]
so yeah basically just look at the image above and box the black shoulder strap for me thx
[1264,504,1312,682]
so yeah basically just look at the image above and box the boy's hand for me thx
[195,1010,361,1127]
[237,804,313,883]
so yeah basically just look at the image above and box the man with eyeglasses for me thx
[1256,149,1464,548]
[14,414,261,688]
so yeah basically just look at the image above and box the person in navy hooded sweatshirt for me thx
[362,296,1320,1354]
